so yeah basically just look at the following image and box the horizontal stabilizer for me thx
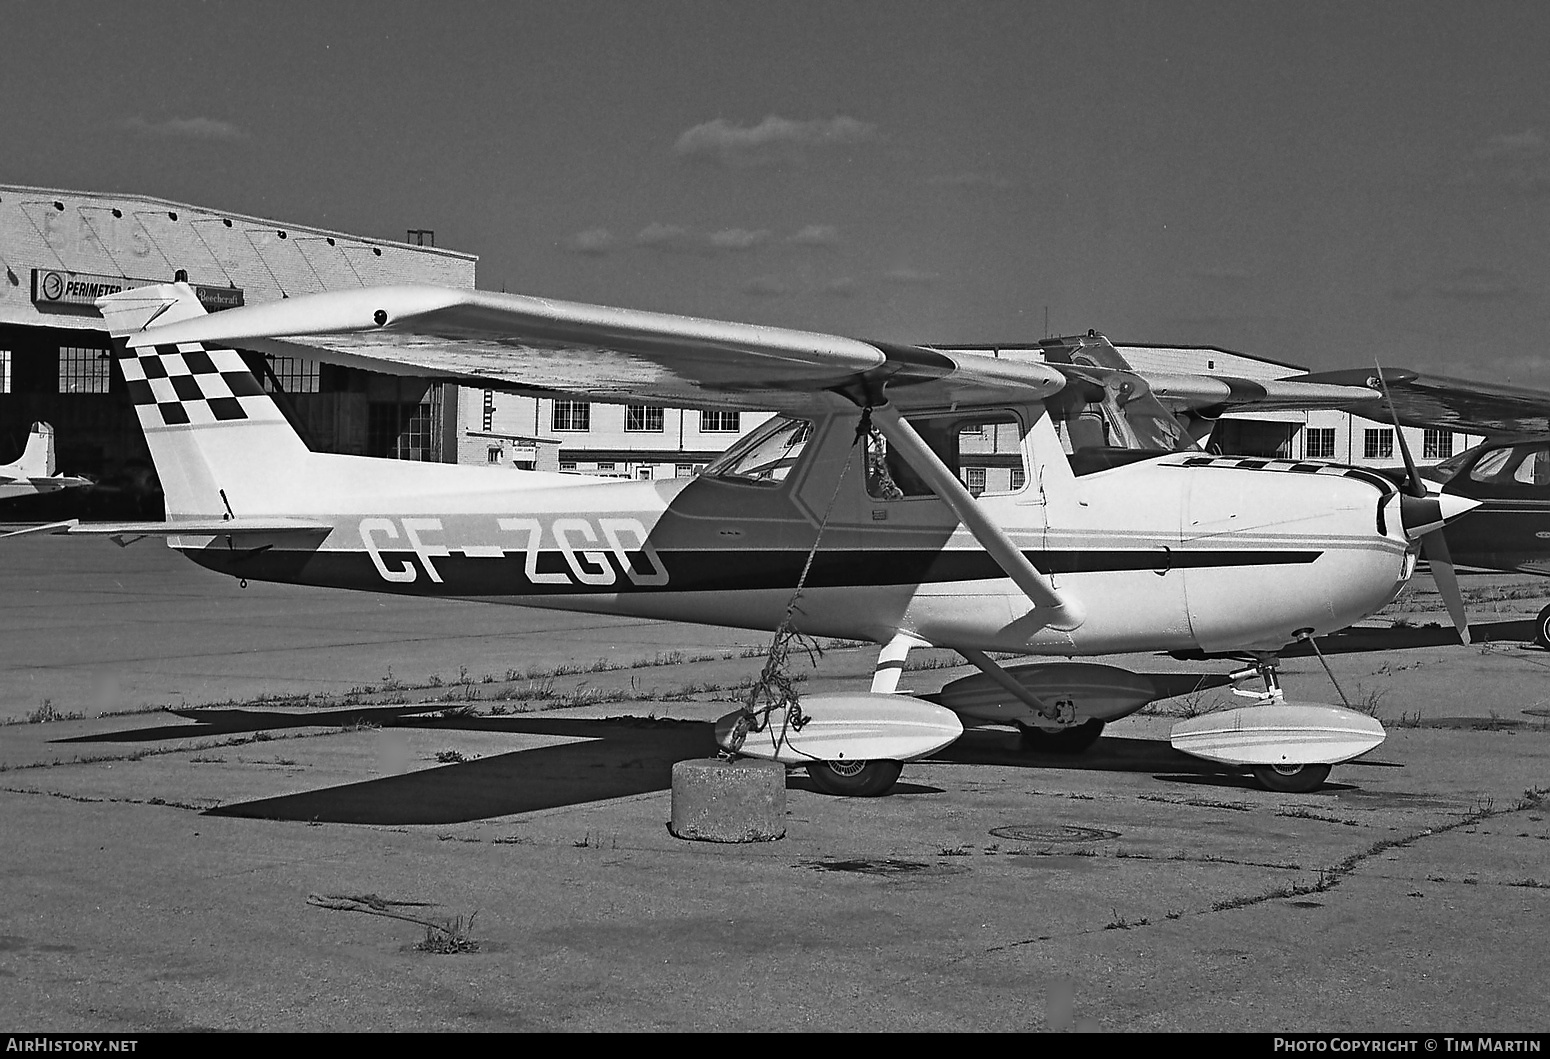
[2,518,332,540]
[69,518,334,537]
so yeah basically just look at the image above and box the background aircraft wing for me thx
[127,285,1066,411]
[1298,369,1550,436]
[1143,372,1384,413]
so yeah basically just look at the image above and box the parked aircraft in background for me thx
[0,423,91,501]
[12,283,1479,794]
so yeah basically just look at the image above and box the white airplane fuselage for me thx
[169,406,1413,657]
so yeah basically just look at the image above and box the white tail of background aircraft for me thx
[0,422,58,479]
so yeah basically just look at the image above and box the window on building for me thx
[262,355,320,394]
[1305,427,1337,460]
[552,401,590,432]
[1423,429,1453,460]
[596,462,615,472]
[487,446,502,464]
[0,351,10,394]
[1363,429,1394,460]
[1010,467,1026,491]
[58,345,112,394]
[560,461,578,472]
[638,467,654,480]
[368,400,436,461]
[482,390,495,432]
[626,405,665,432]
[700,410,741,433]
[675,463,696,478]
[963,466,987,497]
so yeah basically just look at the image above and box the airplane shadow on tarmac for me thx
[51,705,1369,824]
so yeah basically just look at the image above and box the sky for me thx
[3,0,1548,381]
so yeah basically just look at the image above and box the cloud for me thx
[883,267,938,286]
[787,224,840,247]
[634,223,699,252]
[707,228,771,251]
[119,116,245,141]
[924,172,1021,191]
[635,223,771,254]
[566,227,614,255]
[674,115,881,167]
[1478,129,1545,160]
[1431,267,1522,302]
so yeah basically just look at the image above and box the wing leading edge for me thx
[125,284,1067,412]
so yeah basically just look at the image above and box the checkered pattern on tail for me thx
[115,343,283,428]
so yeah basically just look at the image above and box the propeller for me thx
[1372,363,1473,644]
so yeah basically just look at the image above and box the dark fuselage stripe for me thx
[183,547,1322,595]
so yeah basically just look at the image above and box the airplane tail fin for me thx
[6,422,56,477]
[96,283,311,519]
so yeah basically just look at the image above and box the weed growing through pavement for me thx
[25,700,84,724]
[417,913,480,954]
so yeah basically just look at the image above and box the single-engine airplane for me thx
[0,422,92,501]
[16,282,1481,795]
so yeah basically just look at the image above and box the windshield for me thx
[1428,440,1491,484]
[1045,366,1196,474]
[701,416,812,484]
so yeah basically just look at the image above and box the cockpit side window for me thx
[865,411,1025,500]
[701,415,812,485]
[1513,446,1550,486]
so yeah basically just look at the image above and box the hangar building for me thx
[0,184,476,517]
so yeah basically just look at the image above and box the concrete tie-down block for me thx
[669,758,786,842]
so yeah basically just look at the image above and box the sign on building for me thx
[31,269,244,313]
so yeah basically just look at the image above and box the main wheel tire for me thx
[1535,603,1550,650]
[805,759,904,797]
[1017,718,1106,754]
[1251,762,1332,794]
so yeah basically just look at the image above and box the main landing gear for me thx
[1535,603,1550,651]
[1015,717,1107,754]
[1250,762,1333,795]
[805,759,905,797]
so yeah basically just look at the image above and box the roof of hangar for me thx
[0,184,476,331]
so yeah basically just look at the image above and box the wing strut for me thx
[867,404,1084,630]
[958,648,1061,718]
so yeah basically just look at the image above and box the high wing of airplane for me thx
[15,282,1483,796]
[0,422,92,501]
